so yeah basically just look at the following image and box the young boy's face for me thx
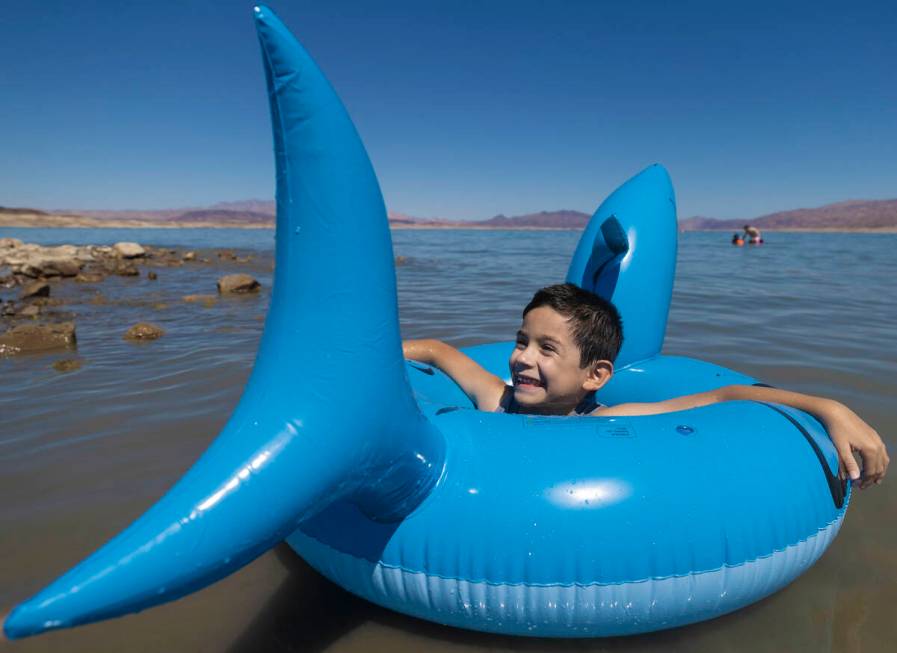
[508,306,605,415]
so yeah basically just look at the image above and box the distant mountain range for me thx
[2,198,895,231]
[678,199,897,231]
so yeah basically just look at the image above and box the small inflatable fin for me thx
[3,5,443,640]
[567,165,677,368]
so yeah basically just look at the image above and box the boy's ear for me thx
[583,360,614,392]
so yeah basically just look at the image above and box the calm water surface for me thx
[1,228,895,652]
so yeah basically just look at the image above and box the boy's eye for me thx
[541,345,556,354]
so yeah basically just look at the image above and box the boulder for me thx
[114,242,146,259]
[106,261,139,276]
[19,305,41,318]
[183,294,218,307]
[183,251,196,261]
[75,272,105,283]
[0,322,76,355]
[0,238,23,249]
[52,358,83,373]
[147,271,158,280]
[20,280,50,300]
[217,274,260,294]
[123,323,165,341]
[41,259,81,277]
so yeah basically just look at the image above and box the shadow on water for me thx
[227,544,370,653]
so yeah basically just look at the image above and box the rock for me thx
[123,323,165,341]
[53,358,83,373]
[395,256,408,266]
[1,302,15,317]
[217,274,260,294]
[75,272,105,283]
[114,242,146,259]
[0,322,76,355]
[1,243,87,279]
[217,250,237,261]
[183,251,196,261]
[0,237,23,249]
[147,271,158,280]
[42,259,81,277]
[183,294,218,308]
[107,261,139,276]
[32,297,64,307]
[20,280,50,300]
[19,305,41,318]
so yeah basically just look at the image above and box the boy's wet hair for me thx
[523,283,623,366]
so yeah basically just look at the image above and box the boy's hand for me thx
[825,403,889,490]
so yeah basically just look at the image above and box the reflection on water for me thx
[1,228,895,652]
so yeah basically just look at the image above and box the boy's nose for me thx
[516,346,536,366]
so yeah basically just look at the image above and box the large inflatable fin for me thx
[4,5,443,639]
[566,164,677,367]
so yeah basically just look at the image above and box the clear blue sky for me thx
[1,0,895,220]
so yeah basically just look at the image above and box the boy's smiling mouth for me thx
[514,373,544,389]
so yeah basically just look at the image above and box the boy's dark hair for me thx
[523,283,623,366]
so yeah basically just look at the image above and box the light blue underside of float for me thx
[289,504,846,637]
[3,4,850,641]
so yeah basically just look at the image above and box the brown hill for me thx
[170,210,274,225]
[479,210,590,229]
[680,199,897,231]
[1,206,50,216]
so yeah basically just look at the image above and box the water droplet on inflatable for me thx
[676,424,695,435]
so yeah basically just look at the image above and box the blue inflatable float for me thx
[4,5,849,639]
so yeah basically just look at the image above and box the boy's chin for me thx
[512,386,552,410]
[512,386,543,401]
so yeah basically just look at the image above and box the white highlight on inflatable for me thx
[545,479,631,508]
[193,427,294,515]
[619,228,636,272]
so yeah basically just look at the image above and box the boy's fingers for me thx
[838,445,861,481]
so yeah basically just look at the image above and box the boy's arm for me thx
[403,339,507,411]
[598,384,889,489]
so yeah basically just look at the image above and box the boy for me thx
[403,283,889,489]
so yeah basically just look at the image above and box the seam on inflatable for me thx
[297,507,846,589]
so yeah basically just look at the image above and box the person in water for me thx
[403,283,889,489]
[732,233,744,246]
[743,224,763,244]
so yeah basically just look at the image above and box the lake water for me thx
[1,227,895,652]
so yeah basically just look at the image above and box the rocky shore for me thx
[0,237,263,361]
[1,238,409,365]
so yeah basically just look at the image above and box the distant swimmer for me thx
[731,233,745,246]
[743,224,763,245]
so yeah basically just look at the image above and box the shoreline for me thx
[2,213,897,233]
